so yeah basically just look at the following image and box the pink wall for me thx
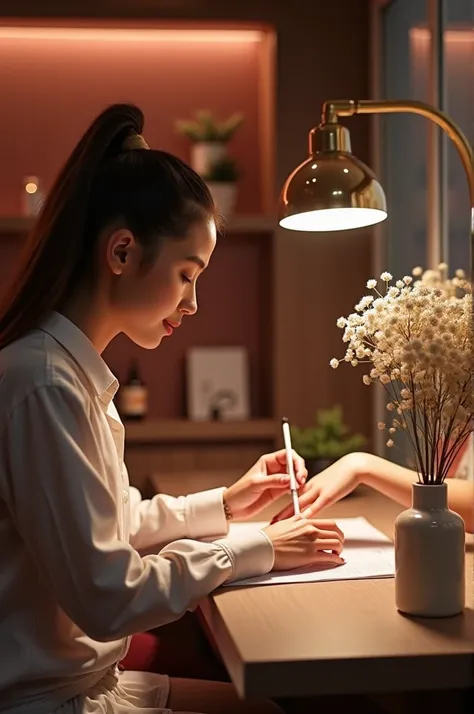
[0,27,271,418]
[104,232,273,418]
[0,232,272,419]
[0,29,262,215]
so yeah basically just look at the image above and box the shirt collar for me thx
[40,311,119,404]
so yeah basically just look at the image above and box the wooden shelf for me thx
[0,216,34,233]
[0,214,276,236]
[124,418,279,444]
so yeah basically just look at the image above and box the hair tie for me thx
[122,133,150,151]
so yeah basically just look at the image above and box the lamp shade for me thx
[279,122,387,232]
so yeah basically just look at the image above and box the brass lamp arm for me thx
[322,99,474,204]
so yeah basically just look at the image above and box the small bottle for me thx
[22,175,44,216]
[119,359,148,421]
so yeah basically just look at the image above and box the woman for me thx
[0,104,345,714]
[275,450,474,533]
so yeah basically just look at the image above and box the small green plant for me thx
[176,110,244,143]
[204,156,240,183]
[290,405,366,461]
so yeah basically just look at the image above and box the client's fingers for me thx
[273,494,313,522]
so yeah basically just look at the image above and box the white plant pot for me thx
[190,142,227,176]
[206,182,238,216]
[395,483,465,617]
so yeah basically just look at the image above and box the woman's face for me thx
[108,218,216,349]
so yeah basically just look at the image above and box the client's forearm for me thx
[358,454,474,533]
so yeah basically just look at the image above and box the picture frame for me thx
[186,346,250,421]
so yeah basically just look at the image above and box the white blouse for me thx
[0,312,274,714]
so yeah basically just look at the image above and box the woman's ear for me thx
[106,228,137,275]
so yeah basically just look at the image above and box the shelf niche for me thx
[0,18,277,422]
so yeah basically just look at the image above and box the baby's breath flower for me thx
[386,439,394,448]
[377,422,386,430]
[380,272,392,282]
[331,264,472,480]
[438,262,448,271]
[402,350,416,365]
[336,317,347,328]
[329,358,339,369]
[455,269,465,279]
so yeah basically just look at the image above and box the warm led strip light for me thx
[410,27,474,43]
[0,26,265,43]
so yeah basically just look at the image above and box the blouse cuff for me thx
[184,487,228,540]
[214,528,274,582]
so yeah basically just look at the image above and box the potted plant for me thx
[203,156,240,216]
[331,264,472,617]
[175,110,243,176]
[290,405,366,480]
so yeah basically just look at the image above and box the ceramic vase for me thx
[206,182,237,216]
[395,482,465,617]
[190,142,227,176]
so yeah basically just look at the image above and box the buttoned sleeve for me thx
[0,385,274,642]
[128,485,229,551]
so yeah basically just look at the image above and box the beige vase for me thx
[395,483,465,617]
[190,142,227,176]
[206,182,237,216]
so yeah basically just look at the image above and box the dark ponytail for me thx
[0,103,219,349]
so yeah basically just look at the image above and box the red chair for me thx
[120,613,229,681]
[120,632,161,672]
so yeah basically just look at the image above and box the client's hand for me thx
[263,516,345,570]
[223,449,307,521]
[273,453,366,521]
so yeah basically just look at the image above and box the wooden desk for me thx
[199,487,474,700]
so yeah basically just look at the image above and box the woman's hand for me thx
[223,449,307,521]
[263,516,345,570]
[273,453,368,521]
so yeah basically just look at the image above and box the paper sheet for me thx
[224,517,395,586]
